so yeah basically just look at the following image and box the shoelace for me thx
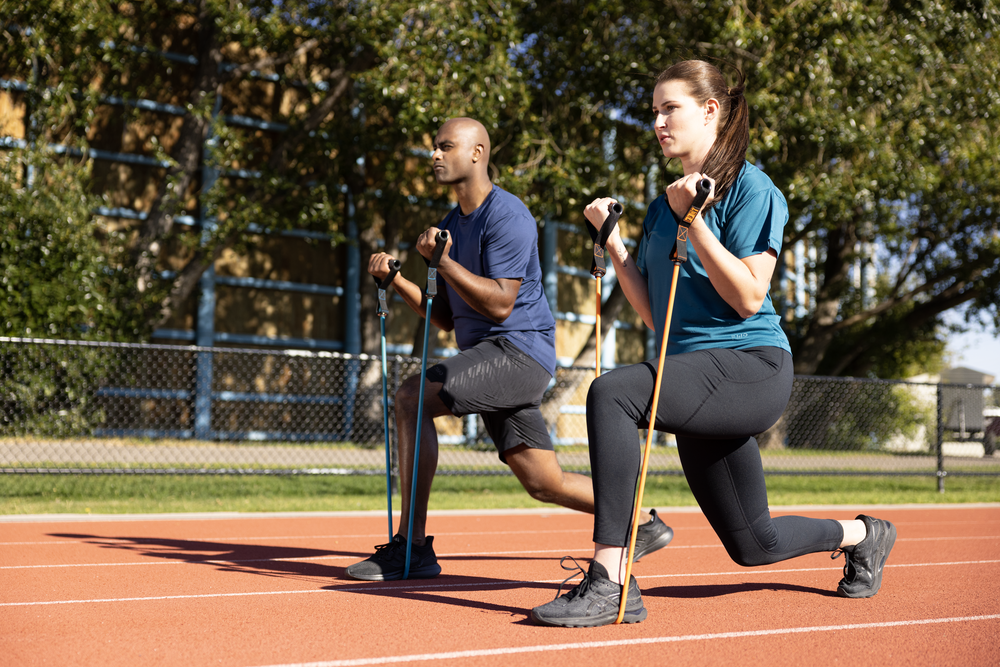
[553,556,592,601]
[831,547,857,581]
[373,538,405,557]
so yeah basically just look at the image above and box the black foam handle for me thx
[597,202,623,247]
[429,230,449,269]
[374,259,401,289]
[681,179,712,226]
[585,202,623,245]
[589,202,623,278]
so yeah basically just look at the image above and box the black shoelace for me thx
[831,547,857,581]
[553,556,592,600]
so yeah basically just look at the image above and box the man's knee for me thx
[395,375,419,405]
[507,446,564,502]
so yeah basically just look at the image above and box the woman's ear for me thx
[704,98,721,125]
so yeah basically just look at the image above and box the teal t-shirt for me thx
[635,161,791,356]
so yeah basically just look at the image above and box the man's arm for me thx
[414,226,520,324]
[368,251,455,331]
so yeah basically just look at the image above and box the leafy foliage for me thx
[1,0,998,378]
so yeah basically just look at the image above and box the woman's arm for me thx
[584,198,654,330]
[667,175,778,319]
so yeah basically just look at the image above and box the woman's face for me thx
[651,79,714,161]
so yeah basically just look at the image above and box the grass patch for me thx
[0,472,996,515]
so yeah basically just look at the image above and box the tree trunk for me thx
[792,218,858,374]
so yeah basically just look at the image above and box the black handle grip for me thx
[597,202,622,247]
[373,259,401,289]
[585,202,623,245]
[693,178,712,208]
[681,178,712,225]
[590,203,623,279]
[429,230,449,269]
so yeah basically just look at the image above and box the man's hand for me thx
[416,227,452,263]
[368,252,399,283]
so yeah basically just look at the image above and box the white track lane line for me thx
[246,615,1000,667]
[2,559,998,607]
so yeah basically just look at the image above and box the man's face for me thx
[431,123,472,185]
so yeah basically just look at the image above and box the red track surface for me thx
[2,505,999,666]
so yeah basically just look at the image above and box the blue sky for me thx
[947,327,1000,380]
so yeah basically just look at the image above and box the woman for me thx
[531,60,896,628]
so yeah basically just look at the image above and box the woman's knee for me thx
[718,521,781,567]
[724,542,775,568]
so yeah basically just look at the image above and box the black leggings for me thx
[587,346,843,566]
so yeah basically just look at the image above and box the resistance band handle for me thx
[681,178,712,226]
[373,259,401,290]
[429,230,449,269]
[671,179,713,265]
[425,230,449,297]
[374,259,401,316]
[589,202,623,279]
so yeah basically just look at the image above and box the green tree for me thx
[515,0,1000,377]
[3,0,998,380]
[0,151,157,339]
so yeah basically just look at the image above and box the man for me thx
[348,118,673,581]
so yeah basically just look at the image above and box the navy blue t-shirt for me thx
[437,185,557,376]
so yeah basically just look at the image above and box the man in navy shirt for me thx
[348,118,673,580]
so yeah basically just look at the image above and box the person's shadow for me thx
[48,532,837,622]
[644,581,837,599]
[47,531,562,619]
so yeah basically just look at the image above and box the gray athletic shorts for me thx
[425,335,554,463]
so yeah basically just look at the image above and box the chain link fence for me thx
[2,338,998,483]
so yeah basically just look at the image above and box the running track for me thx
[2,504,998,666]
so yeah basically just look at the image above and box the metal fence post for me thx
[194,268,215,440]
[193,89,222,441]
[936,382,946,493]
[342,192,361,439]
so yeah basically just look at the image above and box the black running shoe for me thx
[531,557,647,627]
[633,509,674,562]
[345,535,442,581]
[832,515,897,598]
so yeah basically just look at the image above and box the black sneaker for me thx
[633,508,674,561]
[345,535,442,581]
[531,557,647,627]
[832,515,897,598]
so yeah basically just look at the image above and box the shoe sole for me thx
[531,606,647,628]
[345,563,442,582]
[633,526,674,562]
[837,521,897,598]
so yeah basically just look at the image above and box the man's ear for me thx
[472,143,484,163]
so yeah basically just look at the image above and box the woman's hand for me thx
[584,197,623,246]
[665,173,715,222]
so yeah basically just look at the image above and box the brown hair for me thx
[655,60,748,205]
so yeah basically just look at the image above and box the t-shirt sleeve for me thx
[483,212,533,280]
[723,189,788,259]
[634,197,665,280]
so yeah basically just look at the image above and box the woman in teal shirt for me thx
[531,60,896,628]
